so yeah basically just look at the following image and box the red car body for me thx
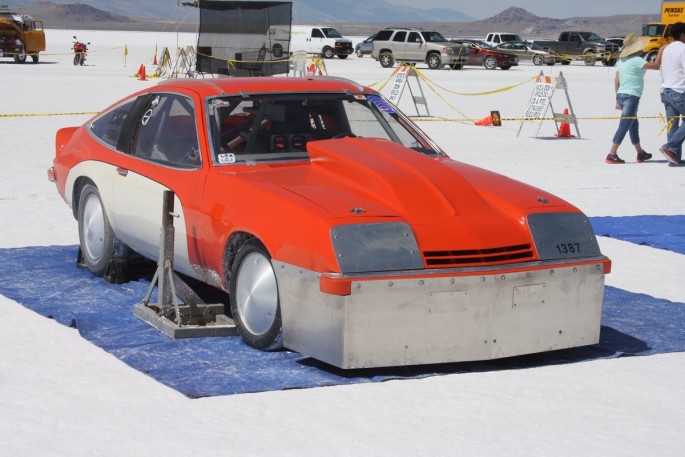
[450,39,519,69]
[49,77,609,369]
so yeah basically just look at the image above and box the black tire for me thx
[451,63,464,70]
[603,58,617,67]
[427,52,442,69]
[356,47,363,58]
[379,51,394,68]
[80,56,86,66]
[484,55,497,70]
[272,44,283,58]
[31,54,39,63]
[322,47,334,59]
[645,50,658,63]
[77,184,115,276]
[73,54,81,66]
[561,59,571,65]
[338,54,348,59]
[13,47,26,64]
[500,65,511,70]
[583,53,596,66]
[229,239,283,350]
[532,54,543,66]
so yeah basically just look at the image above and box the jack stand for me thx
[133,190,237,339]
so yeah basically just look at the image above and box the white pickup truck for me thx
[484,32,524,46]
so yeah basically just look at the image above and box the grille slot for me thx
[424,244,534,266]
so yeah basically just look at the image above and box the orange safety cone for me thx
[138,64,147,81]
[133,63,142,78]
[153,53,158,66]
[556,108,574,138]
[474,114,493,126]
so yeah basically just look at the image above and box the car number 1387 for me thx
[555,242,581,255]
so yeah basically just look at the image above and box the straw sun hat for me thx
[620,33,650,58]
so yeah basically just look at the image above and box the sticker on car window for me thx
[368,95,396,114]
[218,153,236,164]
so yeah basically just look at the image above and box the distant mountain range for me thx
[8,0,475,22]
[7,2,658,38]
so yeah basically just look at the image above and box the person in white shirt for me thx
[659,22,685,167]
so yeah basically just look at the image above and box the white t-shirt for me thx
[661,40,685,93]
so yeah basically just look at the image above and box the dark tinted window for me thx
[393,31,407,42]
[89,99,136,149]
[375,30,393,41]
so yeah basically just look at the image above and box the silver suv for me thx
[371,28,468,70]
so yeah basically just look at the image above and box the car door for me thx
[109,93,205,276]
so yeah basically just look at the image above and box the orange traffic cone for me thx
[133,64,142,78]
[474,114,493,126]
[556,108,574,138]
[153,53,158,66]
[138,64,147,81]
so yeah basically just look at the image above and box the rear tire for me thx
[77,184,114,276]
[427,53,442,69]
[73,54,81,66]
[484,55,497,70]
[13,47,26,64]
[229,239,283,350]
[583,52,596,66]
[338,54,348,59]
[379,52,394,68]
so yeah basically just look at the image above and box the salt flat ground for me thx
[1,29,684,456]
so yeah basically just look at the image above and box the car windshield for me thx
[208,93,443,165]
[322,27,342,38]
[421,31,447,43]
[474,40,495,49]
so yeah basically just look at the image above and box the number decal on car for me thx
[555,243,580,255]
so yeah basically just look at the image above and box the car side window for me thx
[407,32,421,43]
[89,98,137,149]
[133,94,201,169]
[393,31,406,42]
[311,28,324,38]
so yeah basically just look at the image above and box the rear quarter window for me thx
[89,99,136,148]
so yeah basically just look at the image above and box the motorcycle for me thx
[72,36,90,66]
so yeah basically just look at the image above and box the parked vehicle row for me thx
[355,28,623,70]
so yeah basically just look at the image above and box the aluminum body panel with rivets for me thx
[274,260,606,369]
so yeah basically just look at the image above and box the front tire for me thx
[31,53,39,63]
[73,54,81,66]
[532,54,543,66]
[583,52,596,66]
[13,47,26,64]
[229,239,283,350]
[77,184,115,276]
[356,47,363,58]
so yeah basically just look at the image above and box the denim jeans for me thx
[612,93,641,146]
[661,88,685,161]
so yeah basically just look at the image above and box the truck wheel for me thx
[602,58,617,67]
[31,54,39,64]
[272,44,284,58]
[450,63,464,70]
[229,238,283,350]
[561,58,571,65]
[427,53,442,69]
[338,54,348,60]
[583,52,596,66]
[322,47,334,59]
[532,54,543,66]
[13,47,27,64]
[483,56,497,70]
[645,50,658,63]
[379,52,394,68]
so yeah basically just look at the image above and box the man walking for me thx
[660,22,685,167]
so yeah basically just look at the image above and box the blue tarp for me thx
[589,215,685,255]
[0,240,683,397]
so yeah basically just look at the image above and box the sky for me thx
[1,28,684,457]
[386,0,656,20]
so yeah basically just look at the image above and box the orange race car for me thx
[49,77,610,369]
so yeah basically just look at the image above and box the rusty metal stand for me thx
[133,190,237,339]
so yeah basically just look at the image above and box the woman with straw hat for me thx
[606,33,663,164]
